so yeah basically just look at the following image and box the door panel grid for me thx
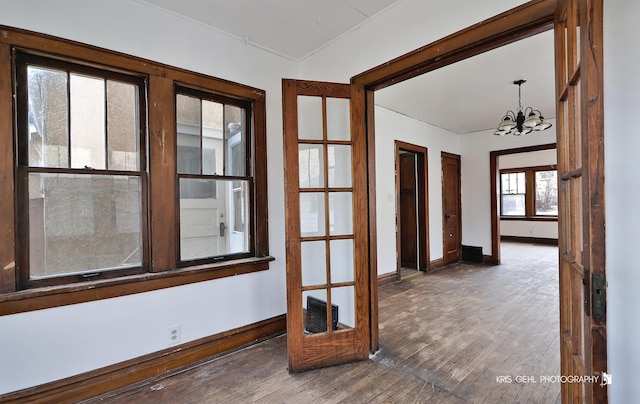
[283,79,369,372]
[555,0,606,402]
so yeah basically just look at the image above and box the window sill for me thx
[0,256,274,316]
[500,216,558,222]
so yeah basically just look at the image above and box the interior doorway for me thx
[395,141,429,280]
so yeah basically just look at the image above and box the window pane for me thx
[329,192,353,236]
[176,94,201,174]
[326,98,350,141]
[536,170,558,215]
[297,96,323,140]
[328,145,352,188]
[202,100,223,175]
[331,286,355,329]
[330,239,354,284]
[225,105,245,176]
[501,172,526,194]
[303,289,330,334]
[27,66,69,168]
[300,192,326,237]
[301,240,326,287]
[107,80,139,171]
[70,74,106,169]
[501,194,526,216]
[179,178,250,260]
[299,144,324,188]
[28,173,142,278]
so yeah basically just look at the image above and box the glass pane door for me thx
[283,79,369,372]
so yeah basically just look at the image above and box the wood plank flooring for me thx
[86,242,560,403]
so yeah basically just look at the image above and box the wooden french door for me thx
[442,152,461,265]
[555,0,607,402]
[282,79,370,372]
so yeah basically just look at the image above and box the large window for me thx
[16,54,147,287]
[176,88,251,263]
[500,166,558,218]
[4,36,269,301]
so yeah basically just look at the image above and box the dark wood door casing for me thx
[399,153,418,269]
[394,141,430,277]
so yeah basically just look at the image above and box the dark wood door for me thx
[555,0,607,402]
[442,152,461,265]
[282,79,370,372]
[399,153,417,269]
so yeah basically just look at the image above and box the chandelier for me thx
[494,79,552,136]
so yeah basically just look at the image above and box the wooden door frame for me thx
[488,143,557,264]
[441,152,462,265]
[350,0,557,353]
[395,141,430,278]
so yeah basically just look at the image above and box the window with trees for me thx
[500,166,558,218]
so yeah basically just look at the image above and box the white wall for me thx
[604,2,640,402]
[499,149,558,239]
[374,107,461,275]
[498,149,557,169]
[500,220,558,239]
[460,124,556,256]
[0,0,296,394]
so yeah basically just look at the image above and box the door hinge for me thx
[592,272,606,322]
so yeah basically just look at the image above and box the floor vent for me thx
[461,245,483,263]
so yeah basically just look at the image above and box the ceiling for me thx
[138,0,556,135]
[139,0,402,60]
[376,29,555,134]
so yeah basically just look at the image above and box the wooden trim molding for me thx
[428,258,445,272]
[483,255,498,265]
[0,256,274,316]
[365,89,380,354]
[501,235,558,246]
[352,0,555,90]
[0,43,14,295]
[489,143,557,264]
[500,216,558,222]
[378,256,447,284]
[377,272,399,287]
[0,314,286,403]
[394,141,430,276]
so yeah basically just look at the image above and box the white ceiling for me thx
[138,0,556,135]
[376,29,556,134]
[139,0,402,60]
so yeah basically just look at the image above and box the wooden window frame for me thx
[174,85,255,266]
[14,51,150,289]
[500,164,558,221]
[0,25,271,316]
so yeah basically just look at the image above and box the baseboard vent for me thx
[461,245,483,263]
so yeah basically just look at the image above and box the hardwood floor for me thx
[86,242,560,403]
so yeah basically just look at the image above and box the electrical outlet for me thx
[168,324,181,346]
